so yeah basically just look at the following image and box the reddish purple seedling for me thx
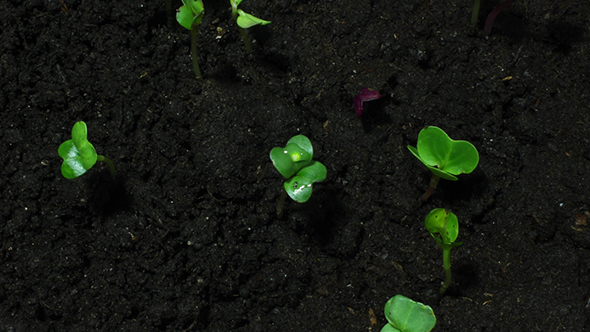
[353,88,382,117]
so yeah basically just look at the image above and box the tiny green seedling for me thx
[381,295,436,332]
[58,121,115,179]
[177,0,205,78]
[425,208,462,296]
[270,135,327,218]
[408,126,479,200]
[230,0,271,52]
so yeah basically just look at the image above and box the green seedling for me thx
[270,135,327,218]
[425,208,462,296]
[177,0,205,78]
[407,126,479,200]
[58,121,115,179]
[381,295,436,332]
[230,0,271,52]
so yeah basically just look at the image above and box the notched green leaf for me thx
[382,295,436,332]
[408,126,479,181]
[236,10,271,29]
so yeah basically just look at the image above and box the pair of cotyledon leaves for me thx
[381,295,436,332]
[270,135,327,203]
[177,0,270,31]
[407,126,479,181]
[424,208,461,247]
[58,121,98,179]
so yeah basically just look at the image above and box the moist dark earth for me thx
[1,0,590,331]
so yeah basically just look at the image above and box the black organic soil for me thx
[2,0,590,331]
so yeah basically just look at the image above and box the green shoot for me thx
[270,135,327,218]
[407,126,479,200]
[471,0,480,25]
[177,0,204,78]
[58,121,115,179]
[230,0,271,52]
[381,295,436,332]
[424,208,462,296]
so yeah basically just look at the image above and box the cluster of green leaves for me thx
[381,295,436,332]
[270,135,327,203]
[407,127,474,295]
[175,0,270,77]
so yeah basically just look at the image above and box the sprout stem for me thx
[190,28,202,78]
[439,246,452,296]
[231,2,252,52]
[97,155,116,178]
[421,174,440,201]
[239,26,252,52]
[471,0,480,25]
[277,189,287,219]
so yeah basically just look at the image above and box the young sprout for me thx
[407,126,479,201]
[381,295,436,332]
[425,208,462,296]
[270,135,327,218]
[230,0,271,52]
[177,0,205,78]
[58,121,115,179]
[353,88,382,118]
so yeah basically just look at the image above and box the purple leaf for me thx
[354,88,382,117]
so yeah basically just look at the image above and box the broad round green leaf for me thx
[408,145,457,181]
[270,143,312,179]
[58,140,88,179]
[236,10,271,29]
[408,126,478,180]
[383,295,436,332]
[296,161,327,183]
[283,162,326,203]
[286,135,313,157]
[177,0,204,30]
[284,175,314,203]
[176,5,194,30]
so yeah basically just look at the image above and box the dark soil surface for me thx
[2,0,590,331]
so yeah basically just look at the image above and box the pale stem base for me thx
[97,155,116,178]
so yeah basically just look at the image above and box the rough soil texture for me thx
[2,0,590,331]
